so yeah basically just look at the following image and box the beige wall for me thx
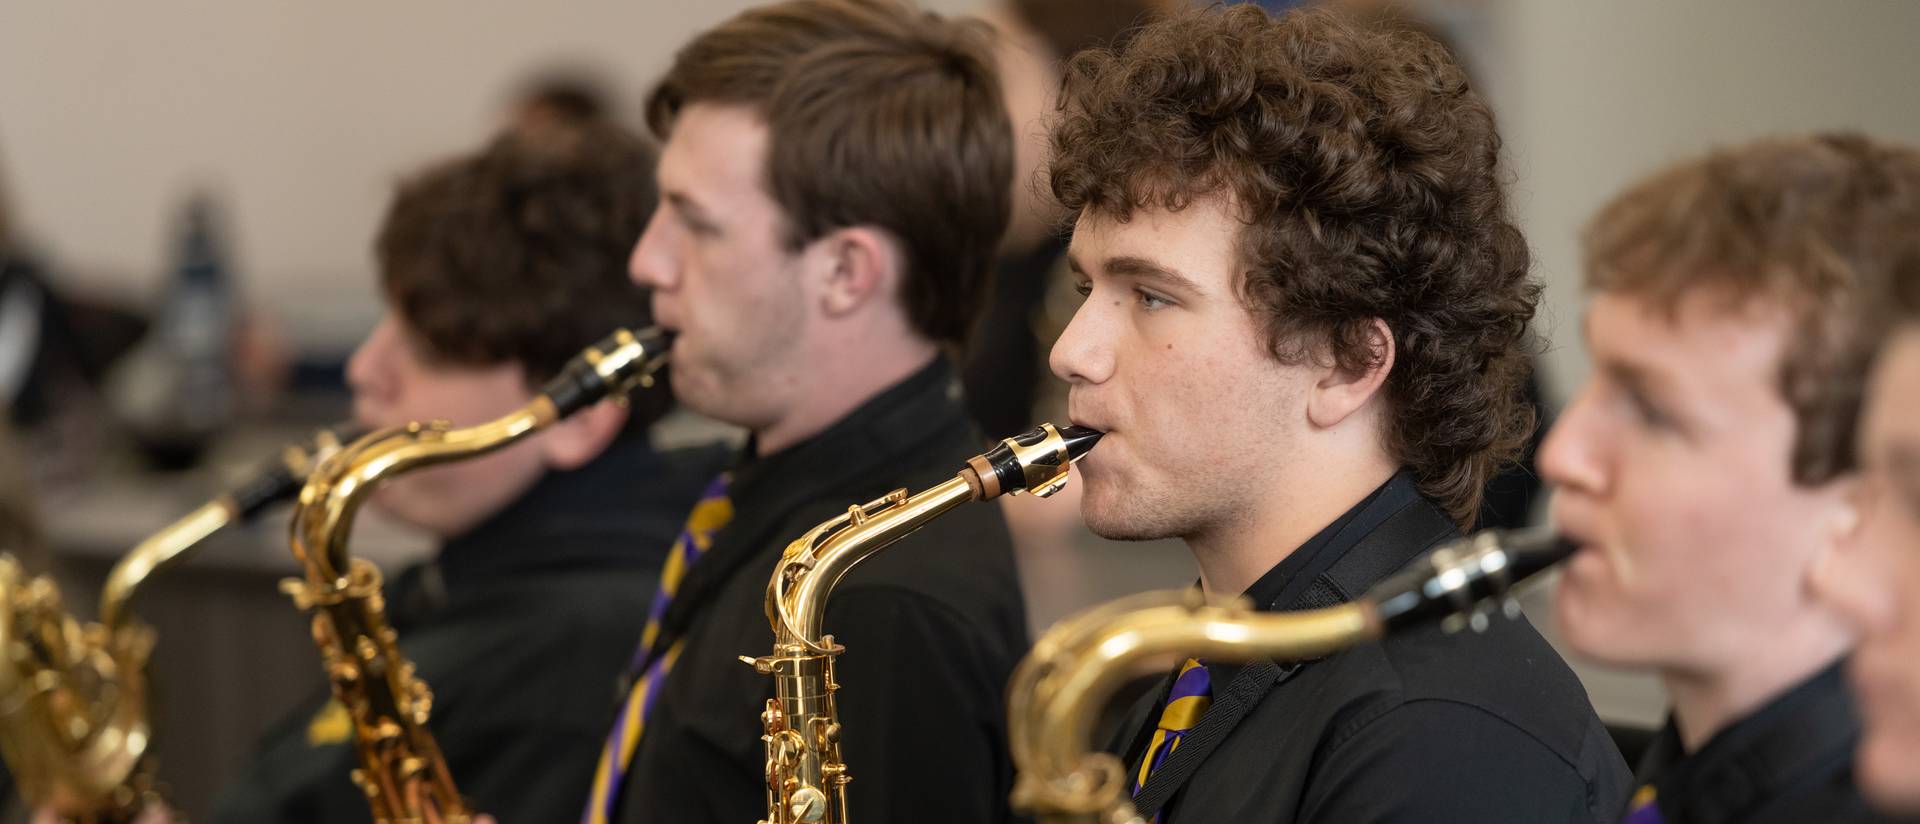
[5,0,1919,369]
[0,0,968,351]
[1493,0,1920,404]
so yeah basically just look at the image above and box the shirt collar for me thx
[727,354,964,510]
[430,431,680,584]
[1240,468,1422,612]
[1638,658,1862,823]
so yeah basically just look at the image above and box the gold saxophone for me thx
[279,327,668,824]
[747,423,1102,824]
[1006,528,1575,824]
[0,426,352,821]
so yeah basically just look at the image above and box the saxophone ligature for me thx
[746,423,1102,824]
[280,327,668,824]
[0,425,352,822]
[1006,528,1575,824]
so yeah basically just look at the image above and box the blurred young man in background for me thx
[208,121,725,823]
[1543,133,1920,823]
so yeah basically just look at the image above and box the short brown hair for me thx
[645,0,1013,349]
[377,123,667,424]
[1007,0,1157,59]
[1585,133,1920,485]
[1048,6,1536,527]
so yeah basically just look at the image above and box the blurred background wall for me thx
[0,0,975,356]
[7,0,1919,376]
[1492,0,1920,402]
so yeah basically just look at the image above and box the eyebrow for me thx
[1066,253,1207,296]
[1600,356,1685,406]
[664,190,713,224]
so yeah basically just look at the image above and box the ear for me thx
[1306,318,1395,430]
[814,226,900,317]
[538,398,630,471]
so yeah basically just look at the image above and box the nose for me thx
[1538,381,1609,499]
[345,315,397,402]
[1809,501,1900,637]
[628,209,680,292]
[1049,292,1115,388]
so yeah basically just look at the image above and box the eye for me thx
[1072,279,1092,298]
[1624,389,1675,431]
[1135,288,1174,311]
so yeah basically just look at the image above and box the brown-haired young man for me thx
[1544,134,1920,823]
[579,1,1026,823]
[205,123,728,823]
[1816,251,1920,817]
[1046,6,1626,822]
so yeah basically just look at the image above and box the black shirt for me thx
[208,434,727,824]
[1111,470,1632,823]
[613,357,1030,823]
[1631,660,1905,824]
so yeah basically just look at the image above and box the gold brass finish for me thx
[749,423,1093,824]
[0,556,156,822]
[1006,528,1570,824]
[0,426,349,822]
[280,328,665,824]
[1007,591,1372,824]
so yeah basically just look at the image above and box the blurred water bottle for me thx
[107,192,238,469]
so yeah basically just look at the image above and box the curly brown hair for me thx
[1585,133,1920,485]
[1047,5,1537,527]
[377,122,668,426]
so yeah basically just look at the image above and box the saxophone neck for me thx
[98,500,235,630]
[98,423,356,630]
[293,325,673,584]
[294,410,546,583]
[772,475,978,649]
[769,421,1103,650]
[1009,593,1375,823]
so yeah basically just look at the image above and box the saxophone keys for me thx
[788,786,828,823]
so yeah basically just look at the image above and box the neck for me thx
[1187,449,1398,600]
[1662,622,1850,752]
[753,334,939,458]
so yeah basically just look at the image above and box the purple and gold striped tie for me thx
[1621,785,1664,824]
[1131,658,1212,822]
[582,473,733,824]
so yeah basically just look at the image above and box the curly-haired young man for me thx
[1046,7,1628,821]
[1549,134,1920,824]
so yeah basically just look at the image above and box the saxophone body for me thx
[0,425,351,822]
[748,423,1101,824]
[1006,528,1576,824]
[279,328,667,824]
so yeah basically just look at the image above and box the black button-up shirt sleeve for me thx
[1296,699,1600,824]
[827,586,1017,823]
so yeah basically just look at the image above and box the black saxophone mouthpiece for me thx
[542,328,674,419]
[1056,425,1104,462]
[228,423,363,521]
[1368,528,1575,633]
[969,422,1104,499]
